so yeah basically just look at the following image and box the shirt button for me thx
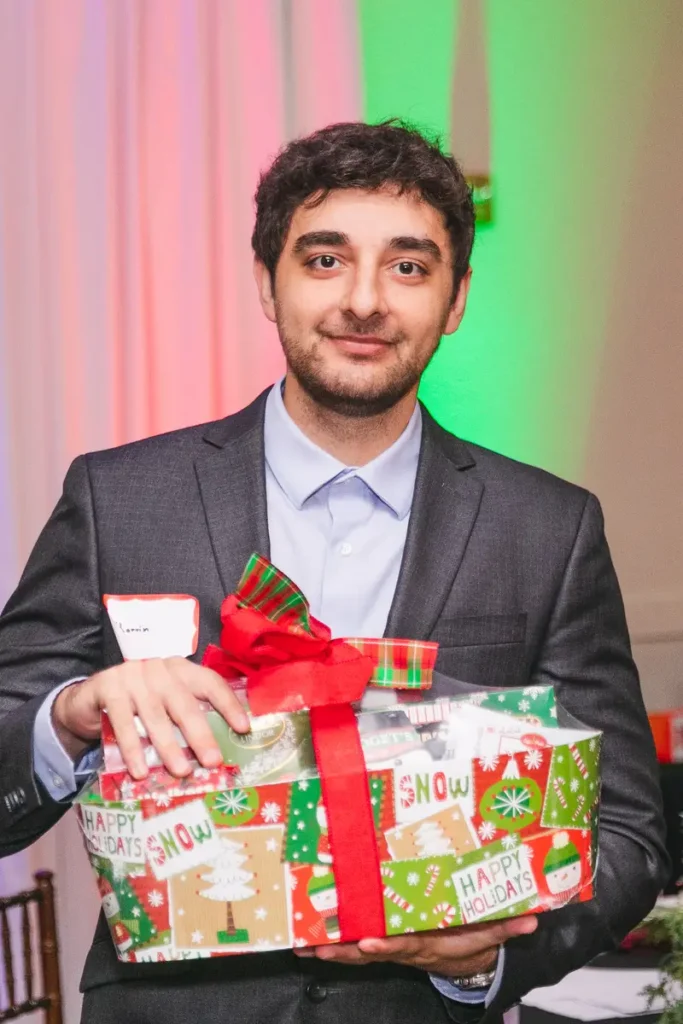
[339,542,352,556]
[51,773,64,790]
[305,981,328,1003]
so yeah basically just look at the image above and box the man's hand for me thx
[52,657,250,777]
[294,916,537,979]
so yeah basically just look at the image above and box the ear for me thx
[253,259,276,323]
[443,267,472,335]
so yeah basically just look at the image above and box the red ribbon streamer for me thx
[203,596,385,940]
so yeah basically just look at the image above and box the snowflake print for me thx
[407,872,420,887]
[497,695,506,702]
[191,930,204,944]
[570,778,580,793]
[517,699,531,713]
[420,912,428,922]
[255,938,273,950]
[214,789,250,817]
[288,873,298,891]
[490,785,534,820]
[112,861,128,881]
[293,937,307,948]
[193,768,211,781]
[523,686,546,699]
[297,781,309,792]
[147,890,165,908]
[501,833,520,850]
[265,838,279,853]
[478,821,497,841]
[522,844,534,861]
[297,820,306,831]
[254,908,268,921]
[132,906,141,918]
[122,799,138,811]
[389,914,403,929]
[524,750,543,770]
[261,801,282,824]
[152,792,172,808]
[294,912,303,921]
[478,755,499,772]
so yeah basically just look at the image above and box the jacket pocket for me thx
[429,612,527,648]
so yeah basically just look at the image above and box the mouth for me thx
[325,334,392,357]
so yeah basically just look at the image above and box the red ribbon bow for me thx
[203,555,437,942]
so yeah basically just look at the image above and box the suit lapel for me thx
[194,393,271,596]
[385,410,483,640]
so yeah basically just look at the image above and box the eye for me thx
[308,254,341,270]
[392,261,427,277]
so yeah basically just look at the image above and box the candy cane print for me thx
[552,777,568,808]
[569,744,589,779]
[572,793,586,821]
[433,902,457,928]
[424,863,441,897]
[383,886,414,912]
[380,865,395,879]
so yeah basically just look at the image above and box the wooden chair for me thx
[0,871,62,1023]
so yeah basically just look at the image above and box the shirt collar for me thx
[263,379,422,519]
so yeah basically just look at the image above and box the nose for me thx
[342,263,388,321]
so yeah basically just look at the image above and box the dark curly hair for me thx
[252,120,475,297]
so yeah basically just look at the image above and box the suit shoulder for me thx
[81,390,268,472]
[466,439,589,504]
[428,415,593,517]
[83,420,213,469]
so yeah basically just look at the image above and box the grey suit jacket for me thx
[0,389,668,1024]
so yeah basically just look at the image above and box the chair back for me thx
[0,870,62,1024]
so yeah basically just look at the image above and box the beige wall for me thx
[581,0,683,711]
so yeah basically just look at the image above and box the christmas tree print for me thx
[94,859,157,951]
[284,773,391,865]
[414,821,453,856]
[199,834,255,944]
[541,736,601,829]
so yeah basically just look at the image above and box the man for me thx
[0,121,668,1024]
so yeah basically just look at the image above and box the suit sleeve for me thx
[471,492,669,1022]
[0,455,103,856]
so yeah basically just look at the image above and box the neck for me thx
[282,374,418,466]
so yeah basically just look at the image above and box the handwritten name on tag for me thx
[103,595,199,660]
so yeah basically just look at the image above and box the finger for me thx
[164,687,223,769]
[313,944,372,965]
[358,935,421,959]
[103,689,148,779]
[182,662,250,733]
[133,667,192,777]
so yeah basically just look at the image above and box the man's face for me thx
[255,187,470,417]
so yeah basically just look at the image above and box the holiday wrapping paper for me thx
[77,688,602,961]
[75,555,603,962]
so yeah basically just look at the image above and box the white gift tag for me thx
[103,594,199,660]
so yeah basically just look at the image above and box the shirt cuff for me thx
[33,680,101,800]
[430,945,505,1006]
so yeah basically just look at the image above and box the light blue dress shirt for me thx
[32,379,502,1005]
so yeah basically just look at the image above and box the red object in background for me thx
[648,710,683,763]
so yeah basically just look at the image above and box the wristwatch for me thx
[452,969,497,990]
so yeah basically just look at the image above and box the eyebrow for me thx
[388,236,443,262]
[292,230,443,262]
[292,231,349,254]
